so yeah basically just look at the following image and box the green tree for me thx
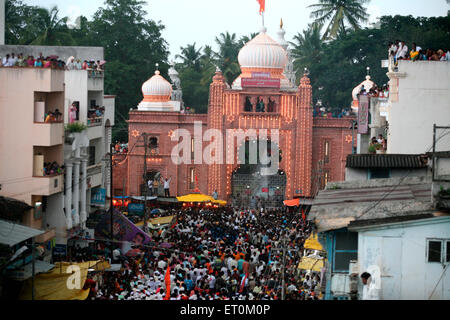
[308,0,370,39]
[30,6,74,45]
[5,0,43,44]
[214,32,241,85]
[175,43,203,71]
[291,23,324,84]
[88,0,169,142]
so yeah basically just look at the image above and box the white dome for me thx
[141,71,172,102]
[238,29,288,70]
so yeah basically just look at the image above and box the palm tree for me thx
[214,32,241,85]
[308,0,370,40]
[31,6,74,45]
[290,23,324,78]
[175,43,203,72]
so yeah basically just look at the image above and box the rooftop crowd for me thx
[389,40,450,62]
[83,206,322,300]
[0,52,105,73]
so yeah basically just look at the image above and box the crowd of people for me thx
[43,109,63,123]
[369,134,387,154]
[43,161,64,176]
[313,106,352,118]
[358,83,390,99]
[389,41,450,63]
[114,142,128,154]
[0,52,106,73]
[83,206,322,300]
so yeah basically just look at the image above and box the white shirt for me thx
[362,283,380,300]
[163,178,171,189]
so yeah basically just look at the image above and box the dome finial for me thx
[280,18,284,29]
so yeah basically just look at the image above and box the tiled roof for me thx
[346,154,429,169]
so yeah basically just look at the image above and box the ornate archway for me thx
[230,139,286,208]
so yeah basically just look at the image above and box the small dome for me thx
[141,70,172,102]
[238,29,288,70]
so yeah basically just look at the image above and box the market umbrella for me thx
[151,208,165,215]
[304,234,324,251]
[176,193,216,203]
[298,256,325,272]
[99,60,106,66]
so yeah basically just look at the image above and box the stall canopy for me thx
[284,198,300,207]
[0,219,44,247]
[177,193,226,205]
[135,215,176,228]
[298,256,325,272]
[6,260,55,281]
[304,234,324,251]
[19,260,110,300]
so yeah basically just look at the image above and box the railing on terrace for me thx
[87,163,103,176]
[87,116,103,127]
[87,70,104,78]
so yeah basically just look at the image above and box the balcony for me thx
[31,174,63,196]
[32,122,64,146]
[87,164,103,188]
[87,116,103,127]
[87,70,104,91]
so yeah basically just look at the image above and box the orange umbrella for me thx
[283,198,300,207]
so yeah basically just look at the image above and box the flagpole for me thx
[262,12,265,28]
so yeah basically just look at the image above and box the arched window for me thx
[149,137,158,154]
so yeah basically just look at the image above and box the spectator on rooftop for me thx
[34,57,43,68]
[410,43,419,61]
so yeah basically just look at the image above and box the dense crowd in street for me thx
[83,206,322,300]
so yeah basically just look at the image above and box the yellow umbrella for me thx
[212,199,227,205]
[304,234,324,251]
[298,257,325,272]
[176,193,216,203]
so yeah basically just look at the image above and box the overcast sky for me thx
[24,0,450,60]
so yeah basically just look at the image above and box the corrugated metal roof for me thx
[0,220,44,246]
[346,154,429,169]
[5,260,55,280]
[309,181,433,232]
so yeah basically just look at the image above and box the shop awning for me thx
[19,260,108,300]
[284,198,300,207]
[135,215,176,228]
[304,234,324,251]
[298,256,325,272]
[177,193,226,205]
[0,219,44,246]
[6,260,55,281]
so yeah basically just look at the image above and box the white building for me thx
[349,215,450,300]
[387,60,450,155]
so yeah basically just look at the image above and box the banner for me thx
[95,210,152,256]
[91,187,106,206]
[128,203,145,213]
[358,95,369,134]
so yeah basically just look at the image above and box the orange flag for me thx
[257,0,265,14]
[164,265,171,300]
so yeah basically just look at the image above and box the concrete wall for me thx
[64,70,88,124]
[356,217,450,300]
[387,61,450,154]
[0,68,64,205]
[0,45,103,63]
[345,167,431,182]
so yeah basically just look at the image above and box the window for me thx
[427,239,450,263]
[368,168,390,180]
[189,168,195,189]
[447,241,450,263]
[88,146,96,166]
[324,141,330,163]
[333,231,358,273]
[149,137,158,155]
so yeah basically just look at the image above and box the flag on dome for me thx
[257,0,265,15]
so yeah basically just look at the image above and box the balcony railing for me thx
[87,163,102,176]
[87,116,103,127]
[87,70,104,78]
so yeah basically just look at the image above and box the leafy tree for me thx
[30,6,74,45]
[308,0,370,39]
[5,0,43,44]
[175,43,203,71]
[88,0,169,142]
[214,32,241,85]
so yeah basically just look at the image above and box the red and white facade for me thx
[113,27,356,202]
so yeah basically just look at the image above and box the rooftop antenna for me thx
[155,63,159,71]
[366,66,370,76]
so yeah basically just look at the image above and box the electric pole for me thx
[109,143,114,259]
[142,133,148,233]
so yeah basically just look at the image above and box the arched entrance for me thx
[231,139,286,209]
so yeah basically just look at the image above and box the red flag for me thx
[256,0,265,14]
[239,273,249,293]
[302,208,306,222]
[164,266,171,300]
